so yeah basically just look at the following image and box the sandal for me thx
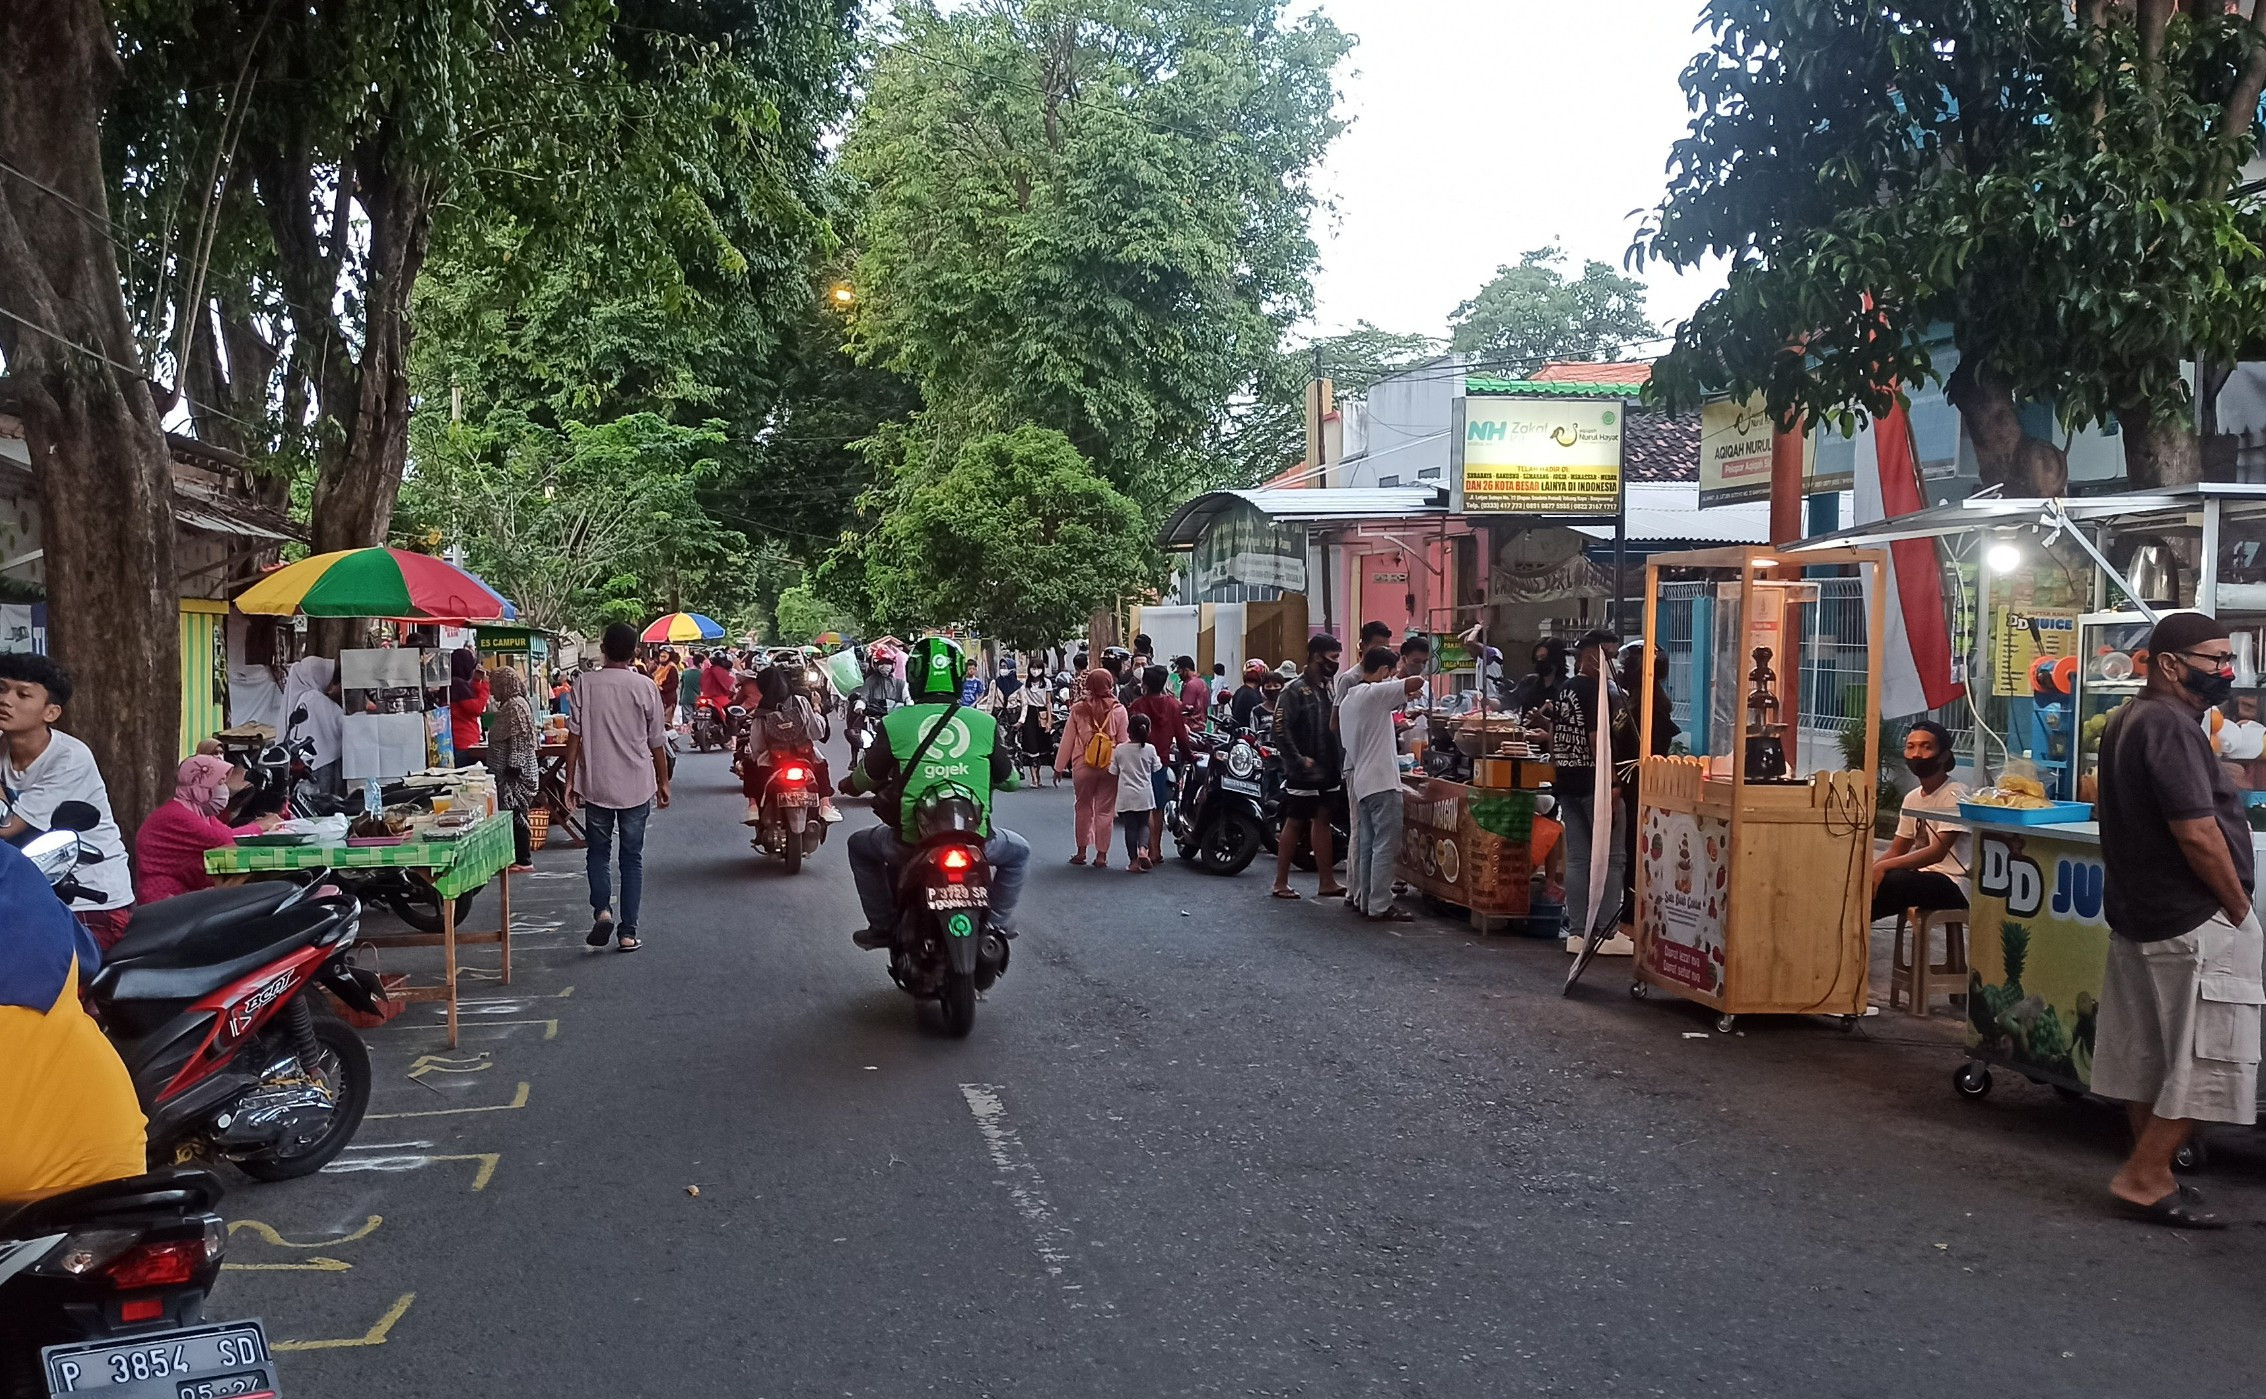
[1069,852,1088,866]
[585,913,615,948]
[1316,885,1349,900]
[1269,888,1302,900]
[1374,907,1416,923]
[616,934,643,953]
[2112,1190,2227,1229]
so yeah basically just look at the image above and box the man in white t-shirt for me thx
[0,653,135,947]
[1340,641,1429,921]
[1870,719,1971,921]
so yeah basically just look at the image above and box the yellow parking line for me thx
[224,1256,351,1273]
[367,1082,530,1119]
[274,1292,415,1352]
[229,1216,383,1249]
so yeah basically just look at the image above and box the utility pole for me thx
[1312,344,1326,488]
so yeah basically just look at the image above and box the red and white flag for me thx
[1851,403,1963,718]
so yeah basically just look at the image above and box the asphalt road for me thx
[214,736,2266,1398]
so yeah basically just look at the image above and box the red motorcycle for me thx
[34,803,383,1181]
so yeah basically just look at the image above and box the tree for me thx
[0,0,181,829]
[395,411,733,633]
[1638,0,2266,488]
[865,426,1151,651]
[774,583,853,644]
[842,0,1352,512]
[1447,246,1656,369]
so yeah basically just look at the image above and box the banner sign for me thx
[1457,398,1622,517]
[1699,394,1824,507]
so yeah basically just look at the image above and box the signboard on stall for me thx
[1699,394,1824,507]
[1990,607,2080,697]
[1396,779,1535,918]
[1966,828,2110,1087]
[1454,398,1622,518]
[1637,805,1730,996]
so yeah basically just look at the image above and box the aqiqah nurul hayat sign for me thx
[1699,393,1825,508]
[1453,397,1622,519]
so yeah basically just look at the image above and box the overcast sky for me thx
[1303,0,1726,345]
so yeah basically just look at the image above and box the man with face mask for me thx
[2092,610,2259,1229]
[1509,637,1569,716]
[1270,633,1345,899]
[1868,719,1971,921]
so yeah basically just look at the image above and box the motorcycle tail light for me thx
[938,847,972,883]
[781,766,809,782]
[48,1228,139,1276]
[100,1236,209,1289]
[119,1298,165,1323]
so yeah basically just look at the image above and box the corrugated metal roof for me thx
[1465,377,1645,399]
[1530,361,1654,385]
[1571,483,1771,544]
[1158,486,1445,548]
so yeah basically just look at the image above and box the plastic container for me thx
[1956,799,2093,826]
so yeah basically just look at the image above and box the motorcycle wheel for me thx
[1201,812,1264,876]
[783,825,804,875]
[386,886,482,934]
[233,1013,372,1182]
[939,971,977,1038]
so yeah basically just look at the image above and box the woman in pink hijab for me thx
[132,755,278,904]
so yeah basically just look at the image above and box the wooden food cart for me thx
[1631,546,1888,1031]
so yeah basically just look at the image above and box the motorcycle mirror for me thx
[290,705,309,727]
[49,800,99,832]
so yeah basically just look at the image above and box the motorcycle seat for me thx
[103,883,299,968]
[0,1167,225,1235]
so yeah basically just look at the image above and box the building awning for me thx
[1568,483,1770,545]
[1157,486,1447,549]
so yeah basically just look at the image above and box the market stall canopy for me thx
[1570,483,1769,544]
[642,611,726,643]
[1784,485,2266,551]
[1157,486,1447,549]
[236,547,509,621]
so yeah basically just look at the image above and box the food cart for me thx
[1629,545,1889,1030]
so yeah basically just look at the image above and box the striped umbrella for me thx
[641,612,726,643]
[236,547,509,621]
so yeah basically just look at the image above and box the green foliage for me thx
[774,584,853,644]
[1639,0,2266,473]
[395,411,736,632]
[842,0,1353,511]
[1448,247,1656,368]
[864,427,1152,651]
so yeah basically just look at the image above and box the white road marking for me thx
[958,1083,1110,1314]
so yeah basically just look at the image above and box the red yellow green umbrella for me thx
[641,612,726,643]
[236,547,510,621]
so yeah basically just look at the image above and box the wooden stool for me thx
[1889,906,1969,1015]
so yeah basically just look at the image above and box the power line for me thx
[0,302,291,445]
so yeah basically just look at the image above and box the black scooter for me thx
[1170,728,1269,876]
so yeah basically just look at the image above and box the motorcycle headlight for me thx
[1226,743,1259,780]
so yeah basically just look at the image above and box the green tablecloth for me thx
[205,811,514,899]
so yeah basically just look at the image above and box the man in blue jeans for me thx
[564,623,671,952]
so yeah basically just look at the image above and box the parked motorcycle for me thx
[30,804,383,1183]
[1170,728,1269,876]
[689,698,727,753]
[0,1168,282,1399]
[749,751,827,875]
[882,789,1010,1038]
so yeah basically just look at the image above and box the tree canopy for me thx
[841,0,1352,513]
[1639,0,2266,487]
[1448,246,1656,370]
[864,427,1152,652]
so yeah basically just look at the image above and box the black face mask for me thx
[2183,664,2236,707]
[1316,658,1339,681]
[1906,753,1951,780]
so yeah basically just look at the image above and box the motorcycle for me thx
[1169,728,1270,876]
[0,1168,282,1399]
[883,789,1010,1038]
[689,698,727,753]
[1259,749,1349,873]
[844,696,872,768]
[29,803,383,1183]
[749,749,827,875]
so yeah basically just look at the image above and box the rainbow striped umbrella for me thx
[236,547,510,621]
[641,612,725,643]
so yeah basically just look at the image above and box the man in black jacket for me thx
[1270,633,1345,900]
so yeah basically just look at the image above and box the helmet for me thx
[908,636,968,701]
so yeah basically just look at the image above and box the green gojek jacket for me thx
[849,701,1019,843]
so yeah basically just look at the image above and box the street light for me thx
[828,282,856,307]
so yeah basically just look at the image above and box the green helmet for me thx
[908,635,968,701]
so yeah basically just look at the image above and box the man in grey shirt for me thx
[2093,610,2259,1228]
[565,623,671,952]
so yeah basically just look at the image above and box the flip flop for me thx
[616,934,643,953]
[1269,888,1302,900]
[1316,886,1349,899]
[2112,1190,2227,1230]
[585,914,615,948]
[1374,907,1416,922]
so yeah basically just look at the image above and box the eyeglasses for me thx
[2175,649,2238,674]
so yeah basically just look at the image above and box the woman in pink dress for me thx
[134,755,278,904]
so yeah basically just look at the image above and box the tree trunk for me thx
[0,0,183,832]
[2118,408,2201,489]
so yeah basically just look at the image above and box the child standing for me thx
[1110,713,1163,872]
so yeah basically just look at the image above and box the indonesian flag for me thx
[1851,403,1963,718]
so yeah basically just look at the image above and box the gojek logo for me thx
[917,713,973,760]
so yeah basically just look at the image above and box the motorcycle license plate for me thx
[772,787,810,807]
[1220,777,1262,796]
[44,1320,277,1397]
[924,885,989,909]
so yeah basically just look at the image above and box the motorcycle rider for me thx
[742,667,838,826]
[857,646,911,718]
[839,636,1029,950]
